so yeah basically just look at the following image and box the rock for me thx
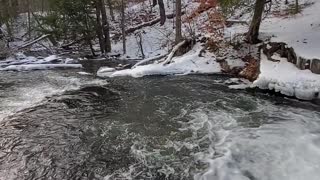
[311,59,320,74]
[298,57,310,70]
[261,42,320,74]
[287,47,297,64]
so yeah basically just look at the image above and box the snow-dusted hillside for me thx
[224,0,320,100]
[255,0,320,100]
[261,0,320,59]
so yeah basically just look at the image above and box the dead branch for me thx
[162,40,187,65]
[61,38,86,49]
[18,34,51,50]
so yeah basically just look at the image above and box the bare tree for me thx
[99,0,111,53]
[295,0,299,14]
[95,0,106,54]
[106,0,115,21]
[27,0,32,39]
[94,0,111,54]
[246,0,265,44]
[135,32,145,59]
[158,0,166,25]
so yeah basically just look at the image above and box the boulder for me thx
[311,59,320,74]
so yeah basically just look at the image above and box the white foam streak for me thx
[196,105,320,180]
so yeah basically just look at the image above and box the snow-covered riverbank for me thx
[0,53,82,71]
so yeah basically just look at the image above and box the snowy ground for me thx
[111,21,174,59]
[223,0,320,100]
[261,0,320,59]
[225,0,320,60]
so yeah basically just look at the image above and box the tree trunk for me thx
[41,0,45,12]
[136,33,144,59]
[0,24,5,57]
[0,26,3,39]
[295,0,299,14]
[106,0,115,21]
[99,0,111,53]
[153,0,157,7]
[27,0,31,39]
[95,0,105,54]
[84,14,96,56]
[175,0,182,44]
[121,0,126,54]
[158,0,166,25]
[246,0,265,44]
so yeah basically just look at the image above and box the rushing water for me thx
[0,70,320,180]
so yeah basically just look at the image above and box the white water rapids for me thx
[0,71,319,180]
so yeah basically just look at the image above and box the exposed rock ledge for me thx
[261,42,320,74]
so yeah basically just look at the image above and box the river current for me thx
[0,70,319,180]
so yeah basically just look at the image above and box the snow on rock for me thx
[252,53,320,100]
[44,55,58,62]
[0,64,82,71]
[65,58,79,64]
[225,78,252,90]
[98,44,221,78]
[77,71,93,76]
[97,67,116,77]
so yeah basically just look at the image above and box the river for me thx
[0,70,320,180]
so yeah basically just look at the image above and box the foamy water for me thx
[0,74,319,180]
[0,71,106,122]
[194,103,320,180]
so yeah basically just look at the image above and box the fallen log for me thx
[162,40,187,65]
[18,34,51,50]
[132,54,167,68]
[61,38,85,49]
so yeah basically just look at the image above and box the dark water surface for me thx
[0,70,320,180]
